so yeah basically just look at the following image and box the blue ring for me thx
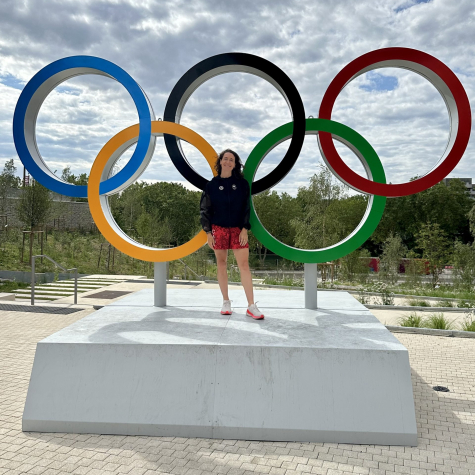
[13,56,153,198]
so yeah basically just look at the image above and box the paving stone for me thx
[0,311,474,475]
[269,468,286,475]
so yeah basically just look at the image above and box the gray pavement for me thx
[0,284,474,474]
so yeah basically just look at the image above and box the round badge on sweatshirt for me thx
[219,186,224,190]
[232,184,237,190]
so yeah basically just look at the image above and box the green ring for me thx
[243,118,386,263]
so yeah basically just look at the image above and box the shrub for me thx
[438,300,454,308]
[372,281,394,305]
[262,275,303,287]
[356,287,371,305]
[460,314,475,332]
[423,313,456,330]
[452,240,475,291]
[407,299,430,307]
[0,280,29,292]
[398,312,424,328]
[457,300,475,309]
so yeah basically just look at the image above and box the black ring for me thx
[163,52,306,194]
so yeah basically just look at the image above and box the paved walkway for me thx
[4,275,471,328]
[0,292,474,474]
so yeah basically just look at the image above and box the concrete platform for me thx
[0,292,15,301]
[23,289,417,445]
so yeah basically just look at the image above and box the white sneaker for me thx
[221,300,232,315]
[247,303,264,320]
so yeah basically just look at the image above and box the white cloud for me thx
[0,0,473,197]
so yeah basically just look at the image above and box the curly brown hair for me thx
[214,149,244,178]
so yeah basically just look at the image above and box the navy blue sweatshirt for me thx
[200,175,251,233]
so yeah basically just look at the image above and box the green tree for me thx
[249,190,301,266]
[379,233,407,284]
[136,211,174,247]
[17,181,52,229]
[111,182,201,246]
[373,179,472,249]
[339,247,371,283]
[468,204,475,238]
[111,182,146,234]
[61,166,72,182]
[415,223,451,288]
[452,241,475,291]
[140,182,201,245]
[0,159,21,213]
[292,166,366,250]
[61,166,88,202]
[420,180,471,239]
[404,250,426,288]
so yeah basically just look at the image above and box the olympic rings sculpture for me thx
[13,48,471,263]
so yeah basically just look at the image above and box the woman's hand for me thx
[239,228,248,247]
[207,232,215,249]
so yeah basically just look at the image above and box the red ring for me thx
[318,47,472,197]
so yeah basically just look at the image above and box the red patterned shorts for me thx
[212,225,249,250]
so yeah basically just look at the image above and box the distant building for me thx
[442,177,475,198]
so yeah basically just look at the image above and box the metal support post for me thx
[74,268,78,305]
[31,256,36,306]
[154,261,167,307]
[304,263,318,309]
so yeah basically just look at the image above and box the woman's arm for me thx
[200,187,213,233]
[239,180,251,247]
[200,186,216,249]
[241,180,251,231]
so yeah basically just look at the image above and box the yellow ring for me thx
[88,121,217,262]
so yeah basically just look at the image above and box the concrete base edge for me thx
[23,290,418,446]
[22,420,417,446]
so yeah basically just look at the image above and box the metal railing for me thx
[31,255,78,305]
[177,259,203,281]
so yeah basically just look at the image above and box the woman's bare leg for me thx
[233,248,254,306]
[214,249,229,300]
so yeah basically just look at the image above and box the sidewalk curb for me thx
[386,325,475,338]
[366,305,466,312]
[349,290,472,303]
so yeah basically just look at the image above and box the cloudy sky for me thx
[0,0,474,197]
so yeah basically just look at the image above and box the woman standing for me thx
[200,149,264,319]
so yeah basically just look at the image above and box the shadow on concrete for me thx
[84,305,401,350]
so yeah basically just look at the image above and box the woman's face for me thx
[221,152,236,173]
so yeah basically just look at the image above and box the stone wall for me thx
[1,189,94,231]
